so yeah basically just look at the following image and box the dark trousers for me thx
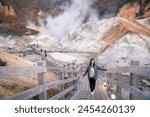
[89,77,96,92]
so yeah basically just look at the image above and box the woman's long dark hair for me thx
[89,58,95,67]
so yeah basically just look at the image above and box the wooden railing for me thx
[2,46,150,100]
[101,61,150,100]
[0,61,82,100]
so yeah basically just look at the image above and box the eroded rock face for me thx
[0,4,16,22]
[117,3,140,20]
[137,0,150,18]
[117,1,150,20]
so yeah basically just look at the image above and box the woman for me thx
[83,58,107,95]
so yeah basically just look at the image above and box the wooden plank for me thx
[60,72,65,99]
[49,85,77,100]
[3,77,78,100]
[47,66,78,73]
[115,93,125,100]
[107,66,150,78]
[130,73,140,100]
[109,79,150,100]
[116,73,122,99]
[95,91,101,100]
[77,67,82,90]
[70,72,74,96]
[37,61,47,100]
[100,92,106,100]
[0,66,46,79]
[118,66,150,78]
[99,79,110,100]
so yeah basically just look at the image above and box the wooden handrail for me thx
[0,46,82,100]
[49,85,77,100]
[108,78,150,100]
[47,66,78,73]
[118,66,150,78]
[0,66,46,79]
[0,57,81,100]
[102,60,150,100]
[107,66,150,78]
[47,63,81,74]
[3,77,78,100]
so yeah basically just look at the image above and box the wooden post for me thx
[37,61,47,100]
[75,71,78,91]
[64,64,68,79]
[60,72,65,99]
[107,73,111,79]
[107,73,111,97]
[110,73,116,100]
[77,66,82,90]
[72,62,75,85]
[67,62,77,98]
[70,72,74,96]
[67,63,69,69]
[116,73,121,99]
[130,61,140,100]
[106,73,109,92]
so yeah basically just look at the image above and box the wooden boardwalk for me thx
[71,78,110,100]
[1,47,150,100]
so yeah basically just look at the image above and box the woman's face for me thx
[91,60,95,64]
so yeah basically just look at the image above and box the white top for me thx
[90,67,95,77]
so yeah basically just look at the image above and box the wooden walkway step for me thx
[71,78,110,100]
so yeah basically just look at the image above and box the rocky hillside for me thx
[0,0,150,67]
[61,2,150,68]
[0,0,149,35]
[62,2,150,52]
[0,0,150,98]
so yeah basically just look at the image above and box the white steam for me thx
[28,0,99,40]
